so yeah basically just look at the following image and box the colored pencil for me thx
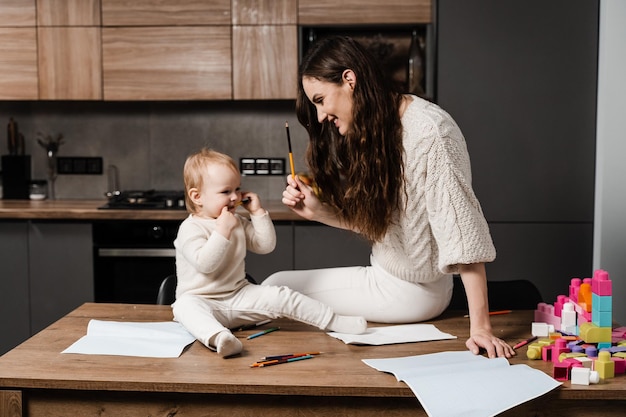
[247,327,280,340]
[260,352,321,361]
[513,336,538,350]
[464,310,513,318]
[250,354,314,368]
[231,319,271,331]
[285,121,295,179]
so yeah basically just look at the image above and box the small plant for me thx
[36,132,65,200]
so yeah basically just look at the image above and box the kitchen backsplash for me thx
[0,100,308,202]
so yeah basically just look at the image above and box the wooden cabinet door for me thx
[232,0,297,100]
[0,28,38,100]
[36,0,100,26]
[103,26,232,100]
[0,0,36,26]
[232,0,296,25]
[232,25,298,100]
[299,0,432,25]
[101,0,231,26]
[38,27,102,100]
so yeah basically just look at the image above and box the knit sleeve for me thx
[423,112,496,274]
[242,211,276,255]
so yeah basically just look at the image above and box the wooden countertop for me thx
[0,199,301,221]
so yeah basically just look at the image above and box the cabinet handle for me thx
[98,248,175,258]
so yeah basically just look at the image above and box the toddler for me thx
[173,148,367,357]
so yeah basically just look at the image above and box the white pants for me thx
[262,257,453,324]
[172,284,334,347]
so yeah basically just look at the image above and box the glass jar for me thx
[29,180,48,200]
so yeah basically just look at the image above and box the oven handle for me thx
[98,248,175,257]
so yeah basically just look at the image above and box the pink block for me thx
[552,338,570,363]
[592,269,612,296]
[553,362,571,381]
[611,357,626,374]
[569,278,581,303]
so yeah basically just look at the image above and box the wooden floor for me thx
[0,303,625,416]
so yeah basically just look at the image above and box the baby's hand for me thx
[215,206,238,239]
[241,192,265,216]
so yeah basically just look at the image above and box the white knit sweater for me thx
[371,96,496,283]
[174,212,276,299]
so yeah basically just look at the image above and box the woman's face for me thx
[302,70,355,135]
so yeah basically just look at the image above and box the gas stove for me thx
[99,190,186,210]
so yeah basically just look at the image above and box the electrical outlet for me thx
[239,157,285,175]
[57,157,103,175]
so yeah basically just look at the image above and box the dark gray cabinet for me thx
[294,224,370,270]
[29,222,94,334]
[0,221,94,355]
[436,0,598,302]
[246,223,295,283]
[0,222,31,355]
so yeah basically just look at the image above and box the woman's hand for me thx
[466,328,515,359]
[459,263,516,359]
[282,174,324,221]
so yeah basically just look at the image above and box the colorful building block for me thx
[570,367,599,385]
[591,269,612,296]
[595,351,615,379]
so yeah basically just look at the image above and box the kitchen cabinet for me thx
[101,0,231,26]
[29,222,94,334]
[0,221,94,355]
[36,0,100,26]
[232,0,297,100]
[294,224,370,270]
[101,0,232,100]
[102,26,231,100]
[436,0,598,302]
[0,1,37,100]
[36,0,102,100]
[245,223,294,282]
[38,27,102,100]
[298,0,432,25]
[0,222,30,356]
[248,222,371,283]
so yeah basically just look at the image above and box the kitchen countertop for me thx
[0,199,302,221]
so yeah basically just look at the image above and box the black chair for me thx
[448,275,543,311]
[156,273,258,305]
[156,274,177,305]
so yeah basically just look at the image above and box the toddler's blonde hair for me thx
[183,148,239,214]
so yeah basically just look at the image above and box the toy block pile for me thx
[528,269,626,385]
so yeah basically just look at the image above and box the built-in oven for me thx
[93,219,182,304]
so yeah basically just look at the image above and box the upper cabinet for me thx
[0,0,432,101]
[232,0,297,99]
[0,0,38,100]
[101,0,232,100]
[102,26,231,100]
[298,0,432,25]
[101,0,230,26]
[37,0,102,100]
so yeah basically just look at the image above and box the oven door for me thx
[93,221,180,304]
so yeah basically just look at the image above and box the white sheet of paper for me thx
[62,320,196,358]
[327,323,456,345]
[363,351,561,417]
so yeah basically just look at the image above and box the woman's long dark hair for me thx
[296,36,404,243]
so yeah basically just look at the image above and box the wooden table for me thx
[0,303,624,417]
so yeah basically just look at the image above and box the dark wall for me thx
[436,0,599,302]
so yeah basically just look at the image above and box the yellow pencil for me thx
[285,121,295,179]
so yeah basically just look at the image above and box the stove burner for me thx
[99,190,186,210]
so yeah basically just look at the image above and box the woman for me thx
[263,36,514,358]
